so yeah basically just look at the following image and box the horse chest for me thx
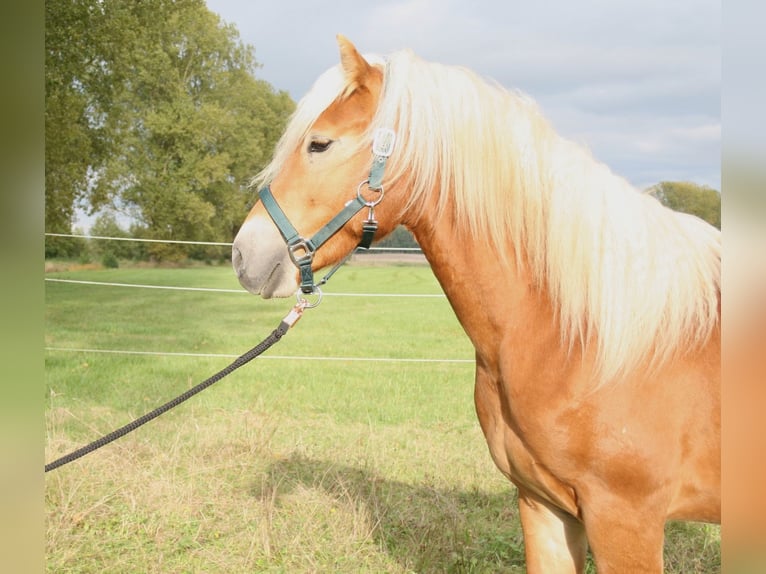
[474,366,582,517]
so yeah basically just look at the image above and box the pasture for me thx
[45,262,720,572]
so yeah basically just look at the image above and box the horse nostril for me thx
[231,245,244,274]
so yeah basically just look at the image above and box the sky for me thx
[205,0,721,192]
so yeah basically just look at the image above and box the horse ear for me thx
[337,34,373,94]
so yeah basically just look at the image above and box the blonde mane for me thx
[256,49,721,384]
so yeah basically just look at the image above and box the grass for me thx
[45,261,720,572]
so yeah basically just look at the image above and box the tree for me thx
[45,0,294,260]
[95,1,294,260]
[89,213,138,261]
[45,0,104,256]
[647,181,721,229]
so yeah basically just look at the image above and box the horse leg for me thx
[518,489,587,574]
[581,501,665,573]
[474,362,586,572]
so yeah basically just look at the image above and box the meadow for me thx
[45,261,720,573]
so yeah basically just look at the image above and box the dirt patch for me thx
[44,261,103,273]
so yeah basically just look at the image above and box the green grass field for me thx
[45,262,720,573]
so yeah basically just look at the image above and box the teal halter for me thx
[258,128,396,295]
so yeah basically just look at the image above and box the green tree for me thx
[648,181,721,229]
[89,213,137,261]
[97,1,293,260]
[45,0,294,260]
[45,0,102,256]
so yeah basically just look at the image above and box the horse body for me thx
[407,186,720,573]
[232,36,720,573]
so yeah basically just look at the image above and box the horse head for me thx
[232,36,403,298]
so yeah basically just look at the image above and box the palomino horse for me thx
[232,36,720,573]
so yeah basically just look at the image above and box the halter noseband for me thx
[258,128,396,295]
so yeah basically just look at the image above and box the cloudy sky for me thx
[205,0,720,191]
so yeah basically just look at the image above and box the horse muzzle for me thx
[232,217,298,298]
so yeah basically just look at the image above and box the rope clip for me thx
[283,287,323,328]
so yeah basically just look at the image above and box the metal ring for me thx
[356,179,385,207]
[295,287,322,309]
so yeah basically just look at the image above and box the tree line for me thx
[647,181,721,229]
[45,1,720,265]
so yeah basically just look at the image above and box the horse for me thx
[232,35,720,573]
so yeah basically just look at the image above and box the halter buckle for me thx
[372,128,396,158]
[287,238,315,266]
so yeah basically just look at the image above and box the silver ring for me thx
[295,287,322,308]
[356,179,385,207]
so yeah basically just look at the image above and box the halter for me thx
[258,128,396,297]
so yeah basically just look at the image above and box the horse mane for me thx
[255,49,721,385]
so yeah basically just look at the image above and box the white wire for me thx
[44,346,473,364]
[45,278,245,293]
[44,232,424,252]
[45,234,457,363]
[44,278,446,298]
[45,232,231,246]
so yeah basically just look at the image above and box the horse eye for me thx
[308,138,333,153]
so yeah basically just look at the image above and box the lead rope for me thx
[44,301,310,473]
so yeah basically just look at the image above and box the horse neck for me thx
[407,206,576,380]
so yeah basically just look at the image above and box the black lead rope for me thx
[45,305,306,473]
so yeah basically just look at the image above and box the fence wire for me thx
[44,233,469,364]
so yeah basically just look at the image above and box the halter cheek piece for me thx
[258,128,396,296]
